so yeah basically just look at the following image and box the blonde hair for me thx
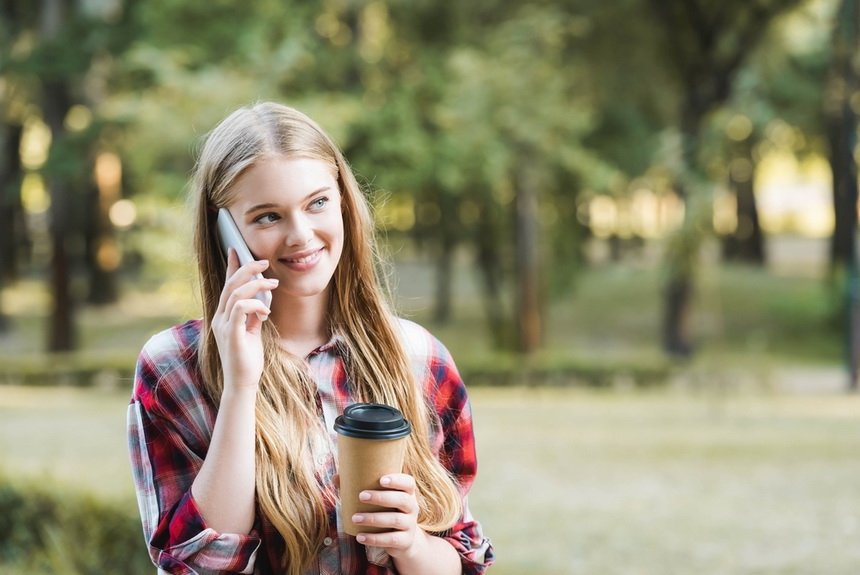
[190,102,462,573]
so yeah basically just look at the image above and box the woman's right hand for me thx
[211,249,278,391]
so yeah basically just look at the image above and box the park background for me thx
[1,0,860,573]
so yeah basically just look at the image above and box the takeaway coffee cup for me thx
[334,403,412,536]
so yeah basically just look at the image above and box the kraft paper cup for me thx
[334,403,412,536]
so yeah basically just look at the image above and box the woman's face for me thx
[226,156,344,305]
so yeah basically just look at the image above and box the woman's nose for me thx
[284,214,313,246]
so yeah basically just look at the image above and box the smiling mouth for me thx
[281,248,324,264]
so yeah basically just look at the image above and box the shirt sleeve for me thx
[428,339,495,574]
[128,337,261,574]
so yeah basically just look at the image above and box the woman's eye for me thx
[254,212,280,224]
[310,197,329,211]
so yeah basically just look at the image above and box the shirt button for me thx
[323,537,333,546]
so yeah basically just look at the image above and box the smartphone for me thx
[217,208,273,309]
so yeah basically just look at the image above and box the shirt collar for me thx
[307,332,347,358]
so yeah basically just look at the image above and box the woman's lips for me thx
[279,247,324,270]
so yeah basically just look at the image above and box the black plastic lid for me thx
[334,403,412,440]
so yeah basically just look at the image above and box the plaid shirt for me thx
[128,318,494,575]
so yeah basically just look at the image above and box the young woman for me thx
[127,102,494,575]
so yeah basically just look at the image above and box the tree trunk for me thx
[41,0,77,351]
[0,123,25,283]
[514,161,541,354]
[826,110,856,269]
[662,105,700,358]
[733,171,765,264]
[827,0,859,271]
[43,79,77,352]
[48,220,76,351]
[476,203,509,350]
[662,274,693,356]
[432,191,456,324]
[825,0,860,390]
[648,0,802,359]
[723,138,765,264]
[0,123,25,333]
[433,235,454,324]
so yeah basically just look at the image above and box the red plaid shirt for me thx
[128,318,494,575]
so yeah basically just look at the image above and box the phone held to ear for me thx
[217,208,273,309]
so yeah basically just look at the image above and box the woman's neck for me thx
[270,291,330,358]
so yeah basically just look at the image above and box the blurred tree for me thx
[6,0,837,361]
[85,149,120,305]
[111,0,354,205]
[724,129,765,263]
[0,122,25,332]
[341,35,461,325]
[711,4,832,264]
[348,0,637,351]
[0,0,141,350]
[823,0,860,390]
[434,5,597,353]
[647,0,805,356]
[341,1,505,336]
[703,111,769,266]
[0,1,35,334]
[571,0,677,267]
[38,0,79,351]
[825,0,859,271]
[579,0,675,180]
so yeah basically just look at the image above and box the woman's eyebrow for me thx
[304,186,332,200]
[244,202,279,216]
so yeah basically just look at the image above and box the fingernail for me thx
[267,278,279,285]
[356,535,366,543]
[359,491,371,501]
[352,514,364,523]
[380,476,391,486]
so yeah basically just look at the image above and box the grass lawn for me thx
[2,384,858,574]
[469,386,860,575]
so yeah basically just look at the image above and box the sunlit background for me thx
[1,0,860,573]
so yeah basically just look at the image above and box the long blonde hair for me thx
[190,102,462,573]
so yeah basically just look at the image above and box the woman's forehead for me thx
[228,157,340,208]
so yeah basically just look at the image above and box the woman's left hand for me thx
[352,473,427,559]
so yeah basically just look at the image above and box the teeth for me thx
[286,250,320,264]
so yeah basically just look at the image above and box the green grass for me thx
[470,386,860,575]
[2,384,859,574]
[0,386,135,504]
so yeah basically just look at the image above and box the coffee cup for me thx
[334,403,412,535]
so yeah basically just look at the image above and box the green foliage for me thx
[0,475,151,575]
[0,0,850,357]
[697,2,835,178]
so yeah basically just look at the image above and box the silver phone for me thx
[217,208,273,308]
